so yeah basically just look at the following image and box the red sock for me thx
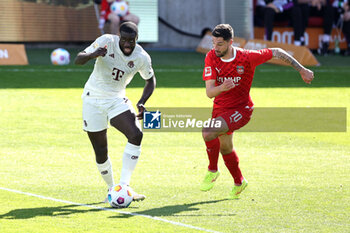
[222,150,243,185]
[205,138,220,171]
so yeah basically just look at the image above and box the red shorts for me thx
[212,105,254,134]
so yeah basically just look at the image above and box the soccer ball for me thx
[50,48,70,65]
[110,1,129,17]
[107,184,133,208]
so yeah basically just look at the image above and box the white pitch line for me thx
[0,186,222,233]
[0,67,350,73]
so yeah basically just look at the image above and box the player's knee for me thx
[220,141,233,154]
[220,147,233,155]
[127,129,143,145]
[264,7,275,18]
[110,19,120,28]
[202,129,216,142]
[132,16,140,25]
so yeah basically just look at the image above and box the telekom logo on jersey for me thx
[112,67,125,81]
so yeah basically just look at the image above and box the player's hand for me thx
[220,79,236,92]
[91,46,107,58]
[300,68,314,84]
[136,103,146,120]
[267,3,280,13]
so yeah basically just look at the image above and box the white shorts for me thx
[82,96,135,132]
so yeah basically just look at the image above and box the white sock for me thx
[96,157,114,188]
[119,142,141,186]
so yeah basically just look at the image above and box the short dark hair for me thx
[212,24,234,41]
[119,21,138,36]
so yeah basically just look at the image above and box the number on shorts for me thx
[230,111,242,123]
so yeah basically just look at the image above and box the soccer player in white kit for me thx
[74,22,155,202]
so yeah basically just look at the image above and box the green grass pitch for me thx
[0,49,349,233]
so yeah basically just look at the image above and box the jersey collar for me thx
[220,46,236,62]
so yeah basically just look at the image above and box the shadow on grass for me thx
[0,203,103,219]
[110,199,234,218]
[0,199,233,219]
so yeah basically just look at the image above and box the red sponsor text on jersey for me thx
[203,47,272,109]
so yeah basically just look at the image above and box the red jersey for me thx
[203,47,272,109]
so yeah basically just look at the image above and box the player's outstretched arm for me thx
[270,48,314,84]
[74,47,107,65]
[136,76,156,120]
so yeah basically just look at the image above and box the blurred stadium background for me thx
[0,0,249,48]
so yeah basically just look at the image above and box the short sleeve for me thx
[84,35,110,54]
[203,51,217,81]
[248,48,273,68]
[138,53,154,80]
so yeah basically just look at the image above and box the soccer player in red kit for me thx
[201,24,314,199]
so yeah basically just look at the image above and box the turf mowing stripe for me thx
[0,186,222,233]
[0,68,202,73]
[1,68,350,73]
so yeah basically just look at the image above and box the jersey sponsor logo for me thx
[143,110,161,129]
[237,66,244,74]
[204,67,212,77]
[127,61,135,68]
[112,67,125,81]
[217,76,241,85]
[101,170,108,175]
[109,53,114,58]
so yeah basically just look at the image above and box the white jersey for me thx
[83,34,154,98]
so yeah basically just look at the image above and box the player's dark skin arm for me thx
[136,76,156,120]
[270,48,314,84]
[74,47,107,65]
